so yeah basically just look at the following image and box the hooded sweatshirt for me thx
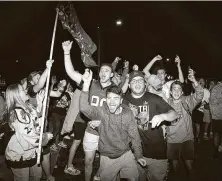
[80,91,143,160]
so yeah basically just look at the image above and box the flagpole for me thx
[97,26,101,67]
[37,9,59,165]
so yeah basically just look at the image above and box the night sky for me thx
[0,1,222,84]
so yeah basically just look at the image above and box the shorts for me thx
[203,109,211,123]
[212,119,222,134]
[192,110,204,124]
[83,131,99,152]
[167,140,194,160]
[100,150,139,181]
[73,122,87,140]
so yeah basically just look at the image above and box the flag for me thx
[57,3,98,67]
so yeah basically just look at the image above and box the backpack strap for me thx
[181,97,192,116]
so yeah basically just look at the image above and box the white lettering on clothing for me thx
[91,95,106,107]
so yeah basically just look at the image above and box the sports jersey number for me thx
[91,95,106,107]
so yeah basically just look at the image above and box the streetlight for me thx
[115,19,122,26]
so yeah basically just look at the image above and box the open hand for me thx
[151,114,164,128]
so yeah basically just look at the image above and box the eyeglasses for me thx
[131,79,145,84]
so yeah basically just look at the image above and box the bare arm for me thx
[159,109,178,122]
[50,89,63,98]
[143,55,162,77]
[33,60,54,93]
[183,68,203,112]
[121,77,129,94]
[62,41,82,85]
[119,61,129,93]
[185,82,204,112]
[175,55,184,83]
[111,57,121,71]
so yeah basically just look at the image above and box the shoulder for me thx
[144,92,163,101]
[212,83,222,92]
[90,80,101,91]
[204,88,210,94]
[91,79,99,85]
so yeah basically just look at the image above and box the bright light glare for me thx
[116,20,122,26]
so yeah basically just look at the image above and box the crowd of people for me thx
[0,39,222,181]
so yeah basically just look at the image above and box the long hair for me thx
[6,84,32,126]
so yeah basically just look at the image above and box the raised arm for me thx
[33,60,54,93]
[185,68,204,111]
[143,55,162,77]
[62,41,82,85]
[175,55,184,83]
[119,61,129,93]
[80,69,100,119]
[111,57,121,71]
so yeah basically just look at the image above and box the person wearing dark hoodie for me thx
[79,69,146,181]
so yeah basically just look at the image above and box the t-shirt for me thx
[124,92,173,159]
[167,84,204,143]
[85,80,115,135]
[51,92,71,116]
[167,101,193,143]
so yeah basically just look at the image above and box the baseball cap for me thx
[129,71,145,82]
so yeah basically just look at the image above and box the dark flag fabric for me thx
[57,3,98,67]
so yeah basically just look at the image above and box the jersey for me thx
[85,79,114,135]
